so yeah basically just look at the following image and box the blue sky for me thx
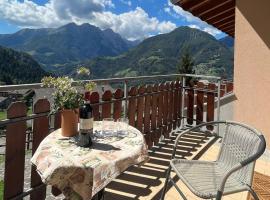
[0,0,226,40]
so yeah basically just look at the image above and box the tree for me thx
[177,50,195,74]
[177,50,195,86]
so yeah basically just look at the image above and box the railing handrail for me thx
[0,73,221,92]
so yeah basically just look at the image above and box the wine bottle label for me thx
[80,118,93,134]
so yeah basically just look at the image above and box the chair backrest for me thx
[217,122,265,185]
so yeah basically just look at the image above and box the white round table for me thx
[31,121,149,200]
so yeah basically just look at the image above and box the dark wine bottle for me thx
[79,92,93,147]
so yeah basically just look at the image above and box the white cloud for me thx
[167,0,197,22]
[188,24,221,36]
[164,6,181,19]
[119,0,132,7]
[51,0,113,20]
[93,7,176,40]
[0,0,61,28]
[157,21,177,34]
[0,0,176,40]
[188,24,200,29]
[203,27,221,36]
[164,7,170,13]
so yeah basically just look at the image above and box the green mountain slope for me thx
[0,46,49,84]
[0,23,137,71]
[219,36,234,49]
[79,27,233,79]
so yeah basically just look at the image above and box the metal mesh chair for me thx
[160,121,266,200]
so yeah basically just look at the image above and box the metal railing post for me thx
[217,78,221,136]
[124,80,128,118]
[181,76,186,129]
[225,80,228,94]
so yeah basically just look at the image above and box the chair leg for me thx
[216,191,223,200]
[248,187,259,200]
[160,166,172,200]
[168,177,188,200]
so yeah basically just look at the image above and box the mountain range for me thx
[0,23,234,84]
[0,23,137,72]
[0,46,48,84]
[219,36,234,49]
[78,26,234,79]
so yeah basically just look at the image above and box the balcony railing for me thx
[0,74,233,200]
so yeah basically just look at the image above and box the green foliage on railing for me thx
[0,155,4,164]
[0,111,6,120]
[0,180,3,200]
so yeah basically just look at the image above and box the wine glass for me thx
[117,118,129,137]
[102,118,116,137]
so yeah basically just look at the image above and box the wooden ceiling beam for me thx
[172,0,236,37]
[191,0,233,17]
[224,29,234,34]
[212,16,235,27]
[179,0,208,10]
[207,11,235,24]
[188,0,211,11]
[223,27,235,34]
[215,21,235,29]
[198,0,235,18]
[202,7,235,22]
[223,27,234,35]
[223,25,235,31]
[221,27,235,34]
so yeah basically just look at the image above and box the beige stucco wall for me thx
[234,0,270,148]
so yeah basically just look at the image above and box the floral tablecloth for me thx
[31,121,149,200]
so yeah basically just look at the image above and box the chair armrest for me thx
[171,129,190,159]
[241,135,266,166]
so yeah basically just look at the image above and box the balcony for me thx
[0,74,268,200]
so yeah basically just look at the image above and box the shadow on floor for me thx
[104,128,217,200]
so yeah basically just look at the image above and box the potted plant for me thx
[42,68,96,137]
[41,76,82,137]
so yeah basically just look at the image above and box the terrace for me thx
[1,0,270,199]
[0,73,264,200]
